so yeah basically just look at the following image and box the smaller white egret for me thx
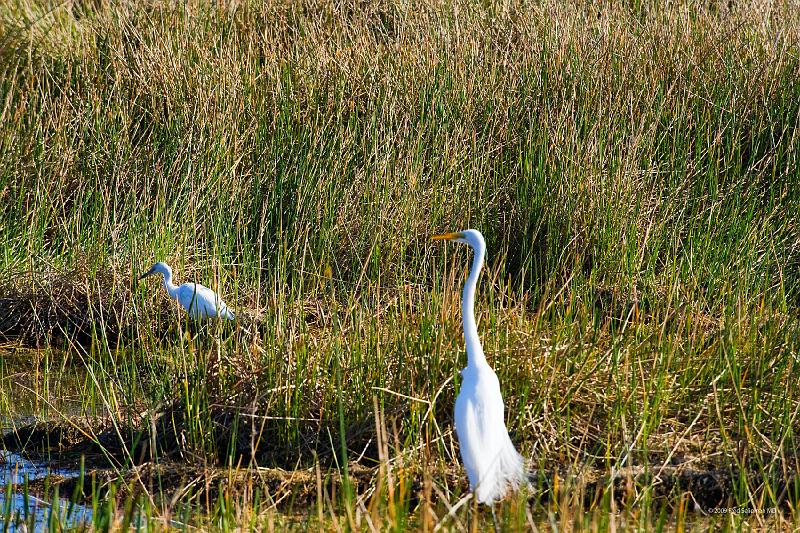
[432,229,526,505]
[139,262,235,320]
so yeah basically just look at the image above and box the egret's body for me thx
[139,262,235,320]
[433,229,525,504]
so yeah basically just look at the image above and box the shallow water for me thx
[0,352,94,423]
[1,450,93,531]
[0,354,100,530]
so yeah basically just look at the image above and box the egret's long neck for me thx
[462,242,487,368]
[162,270,179,299]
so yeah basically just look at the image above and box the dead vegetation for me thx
[0,266,132,347]
[7,415,799,517]
[2,0,800,527]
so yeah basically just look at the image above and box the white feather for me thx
[435,229,526,504]
[455,363,526,503]
[176,282,235,320]
[141,262,235,320]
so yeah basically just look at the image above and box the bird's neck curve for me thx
[161,269,179,299]
[462,241,487,369]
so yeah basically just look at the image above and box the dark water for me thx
[0,451,93,532]
[0,353,93,422]
[0,354,99,531]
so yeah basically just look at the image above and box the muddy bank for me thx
[1,401,380,471]
[4,419,798,515]
[1,413,384,511]
[529,465,800,513]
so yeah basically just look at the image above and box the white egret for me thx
[139,262,235,320]
[432,229,526,504]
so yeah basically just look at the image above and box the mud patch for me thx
[7,418,798,517]
[528,464,800,513]
[16,454,379,516]
[5,417,798,517]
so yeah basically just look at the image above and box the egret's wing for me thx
[454,382,486,488]
[174,283,213,318]
[195,283,235,319]
[474,370,509,450]
[455,367,525,503]
[455,369,505,475]
[176,283,200,316]
[212,294,235,320]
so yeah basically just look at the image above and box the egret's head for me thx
[139,262,172,280]
[431,229,485,250]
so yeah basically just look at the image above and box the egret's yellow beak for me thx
[431,232,463,241]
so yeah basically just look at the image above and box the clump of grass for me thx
[2,0,800,529]
[0,264,132,346]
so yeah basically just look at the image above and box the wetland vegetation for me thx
[1,0,800,530]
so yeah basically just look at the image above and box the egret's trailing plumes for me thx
[432,229,526,504]
[139,262,235,320]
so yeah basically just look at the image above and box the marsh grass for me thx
[1,0,800,529]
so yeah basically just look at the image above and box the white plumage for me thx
[139,262,235,320]
[432,229,526,504]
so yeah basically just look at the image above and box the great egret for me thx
[139,262,235,320]
[432,229,526,504]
